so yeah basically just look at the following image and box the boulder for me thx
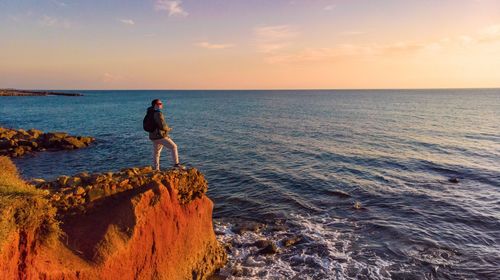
[74,187,85,196]
[232,221,265,234]
[62,137,86,149]
[67,177,82,187]
[57,176,70,186]
[253,239,273,248]
[282,236,303,247]
[257,242,278,255]
[27,129,43,139]
[46,132,68,139]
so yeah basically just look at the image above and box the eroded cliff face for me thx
[0,167,227,280]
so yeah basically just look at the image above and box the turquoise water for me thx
[1,89,499,279]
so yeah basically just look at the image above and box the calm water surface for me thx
[1,89,499,279]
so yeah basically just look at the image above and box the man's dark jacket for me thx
[147,106,171,140]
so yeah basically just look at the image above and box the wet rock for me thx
[327,189,351,198]
[257,242,278,255]
[353,201,362,210]
[448,177,459,183]
[252,239,273,249]
[0,127,95,157]
[231,266,244,277]
[232,221,265,234]
[282,236,303,247]
[62,137,86,149]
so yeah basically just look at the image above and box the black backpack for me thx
[143,109,157,132]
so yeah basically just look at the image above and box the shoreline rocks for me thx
[0,89,83,96]
[0,127,95,157]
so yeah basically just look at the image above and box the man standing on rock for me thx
[145,99,183,170]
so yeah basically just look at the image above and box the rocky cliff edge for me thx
[0,157,226,280]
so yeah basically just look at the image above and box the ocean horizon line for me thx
[3,87,500,92]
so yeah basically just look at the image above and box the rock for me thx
[57,175,70,186]
[0,165,227,279]
[1,127,96,157]
[17,129,30,136]
[74,187,85,196]
[30,178,46,186]
[253,239,273,248]
[27,129,43,139]
[140,166,153,173]
[257,242,278,255]
[232,221,265,234]
[13,146,25,156]
[119,179,130,187]
[282,236,302,247]
[67,177,82,187]
[46,132,68,139]
[353,201,362,210]
[87,188,105,202]
[62,136,86,149]
[448,178,459,183]
[231,265,244,277]
[77,136,95,145]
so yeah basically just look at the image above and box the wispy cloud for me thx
[340,31,365,36]
[260,23,500,64]
[8,11,34,22]
[39,15,72,29]
[254,25,299,53]
[478,24,500,42]
[51,0,67,7]
[102,73,124,83]
[324,4,336,11]
[118,19,135,25]
[155,0,188,17]
[196,41,234,49]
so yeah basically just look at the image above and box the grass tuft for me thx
[0,156,61,249]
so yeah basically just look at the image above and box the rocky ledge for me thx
[35,166,208,218]
[0,127,95,157]
[0,89,83,96]
[0,164,227,279]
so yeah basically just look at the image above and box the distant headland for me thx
[0,89,83,97]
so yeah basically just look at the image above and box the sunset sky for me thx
[1,0,499,89]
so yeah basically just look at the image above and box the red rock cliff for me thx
[0,165,227,280]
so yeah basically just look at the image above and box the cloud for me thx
[119,19,135,25]
[155,0,188,17]
[39,15,72,29]
[8,11,33,22]
[256,23,500,64]
[102,73,124,83]
[478,24,500,42]
[51,0,67,7]
[254,25,299,53]
[254,25,298,41]
[340,31,365,36]
[324,4,336,11]
[264,41,439,64]
[196,41,235,49]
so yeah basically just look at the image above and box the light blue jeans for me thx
[151,137,179,170]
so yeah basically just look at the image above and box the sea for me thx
[1,89,499,279]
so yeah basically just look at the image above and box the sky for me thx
[1,0,500,89]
